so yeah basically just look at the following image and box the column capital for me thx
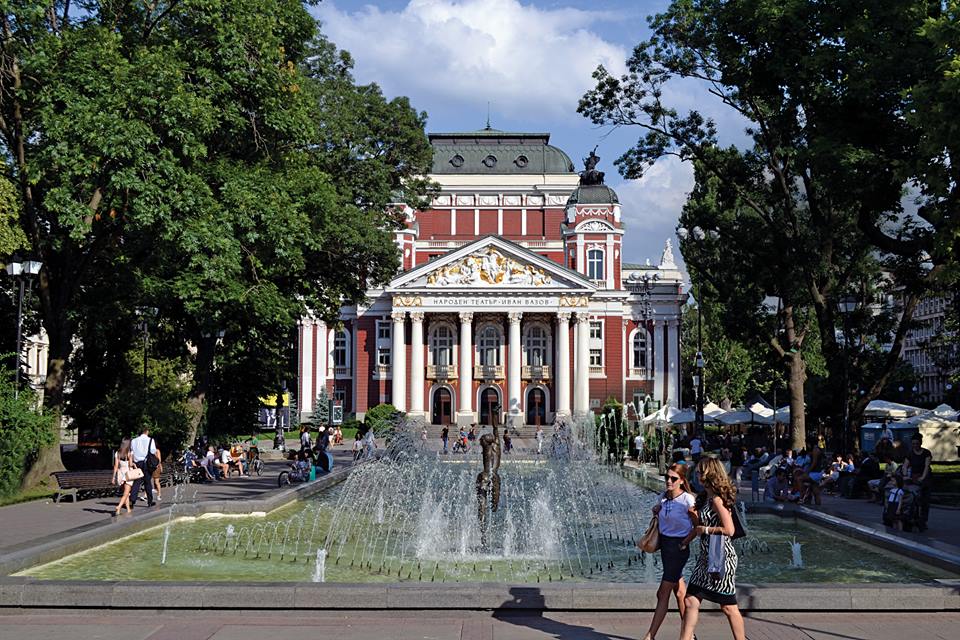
[575,312,592,325]
[508,311,523,325]
[391,311,406,322]
[556,311,572,323]
[409,311,425,323]
[459,311,474,323]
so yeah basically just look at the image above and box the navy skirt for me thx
[659,535,690,583]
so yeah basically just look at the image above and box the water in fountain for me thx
[193,413,655,581]
[789,536,804,568]
[313,548,327,582]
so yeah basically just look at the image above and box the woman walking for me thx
[641,463,698,640]
[112,438,135,515]
[680,457,745,640]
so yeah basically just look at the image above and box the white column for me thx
[391,311,407,411]
[410,312,425,416]
[300,320,314,415]
[555,312,571,416]
[652,320,664,406]
[574,312,591,414]
[458,311,474,423]
[667,318,680,407]
[316,321,328,397]
[508,312,523,424]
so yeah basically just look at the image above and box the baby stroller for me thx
[883,485,921,531]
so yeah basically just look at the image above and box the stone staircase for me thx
[419,424,546,440]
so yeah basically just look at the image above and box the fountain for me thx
[789,536,804,569]
[16,414,955,586]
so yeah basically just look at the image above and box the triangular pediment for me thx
[388,236,595,292]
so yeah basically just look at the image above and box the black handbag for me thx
[731,502,746,540]
[144,438,159,475]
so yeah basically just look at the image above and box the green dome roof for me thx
[566,184,620,205]
[429,129,575,175]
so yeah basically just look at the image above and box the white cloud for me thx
[614,155,694,267]
[313,0,627,117]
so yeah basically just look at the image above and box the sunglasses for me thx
[665,475,681,483]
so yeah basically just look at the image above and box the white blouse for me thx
[658,492,696,537]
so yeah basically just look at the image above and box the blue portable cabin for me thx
[860,422,919,453]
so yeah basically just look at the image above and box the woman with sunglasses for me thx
[641,463,698,640]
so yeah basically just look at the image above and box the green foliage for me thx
[363,403,403,436]
[0,2,434,482]
[0,368,55,498]
[579,0,956,446]
[0,173,28,257]
[92,351,193,453]
[311,388,331,426]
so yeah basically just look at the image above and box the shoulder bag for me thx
[126,461,145,481]
[144,438,159,475]
[638,515,660,553]
[731,501,746,540]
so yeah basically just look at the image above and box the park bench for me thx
[50,470,117,504]
[50,466,180,504]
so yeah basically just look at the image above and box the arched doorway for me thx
[479,386,501,426]
[432,387,453,425]
[526,387,546,426]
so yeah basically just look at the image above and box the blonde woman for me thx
[679,457,745,640]
[112,438,135,516]
[642,463,698,640]
[151,444,163,501]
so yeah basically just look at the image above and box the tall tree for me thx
[1,1,432,486]
[580,0,948,449]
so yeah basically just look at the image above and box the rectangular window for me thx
[590,321,602,340]
[589,349,602,367]
[333,389,346,405]
[376,320,392,369]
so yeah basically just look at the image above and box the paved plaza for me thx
[0,610,957,640]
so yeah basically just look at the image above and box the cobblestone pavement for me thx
[0,610,957,640]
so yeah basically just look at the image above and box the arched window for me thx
[587,248,604,280]
[632,331,647,370]
[524,325,549,366]
[478,325,502,366]
[429,324,455,366]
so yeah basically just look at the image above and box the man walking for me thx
[130,426,158,508]
[440,425,449,454]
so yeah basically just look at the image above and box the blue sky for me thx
[309,0,739,269]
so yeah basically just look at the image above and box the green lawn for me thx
[0,482,56,507]
[932,463,960,475]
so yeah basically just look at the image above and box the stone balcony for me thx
[474,364,504,380]
[522,365,551,380]
[426,364,458,380]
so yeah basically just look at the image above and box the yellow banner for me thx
[259,393,290,407]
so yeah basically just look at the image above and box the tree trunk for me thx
[775,303,807,452]
[20,325,70,489]
[185,336,215,446]
[787,351,806,451]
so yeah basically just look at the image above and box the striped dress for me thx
[686,498,738,605]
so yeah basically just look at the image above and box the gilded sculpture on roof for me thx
[426,247,552,286]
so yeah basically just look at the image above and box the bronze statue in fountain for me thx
[475,407,502,541]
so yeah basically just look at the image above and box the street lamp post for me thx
[135,307,159,392]
[5,258,43,398]
[837,296,858,453]
[678,226,707,438]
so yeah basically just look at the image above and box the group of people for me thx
[642,458,746,640]
[755,433,933,531]
[438,423,516,454]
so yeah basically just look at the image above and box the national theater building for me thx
[297,129,685,428]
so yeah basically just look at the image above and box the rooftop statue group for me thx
[580,147,605,185]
